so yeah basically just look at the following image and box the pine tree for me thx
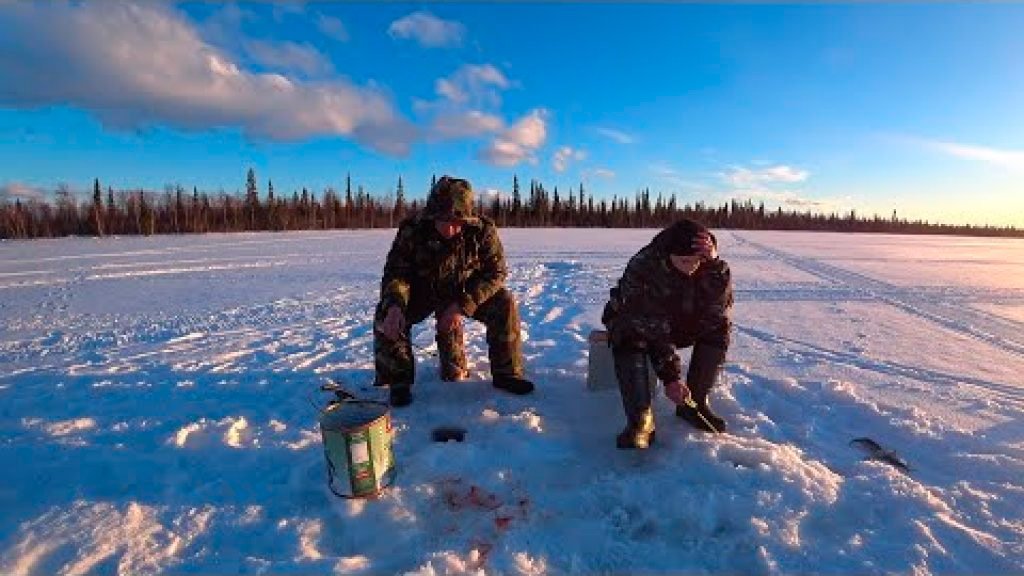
[512,175,522,226]
[394,175,406,225]
[139,191,154,235]
[357,185,369,228]
[552,186,561,227]
[245,168,259,230]
[268,180,277,230]
[91,178,104,236]
[105,186,116,234]
[174,185,185,233]
[344,173,353,228]
[490,187,503,226]
[301,187,310,229]
[578,182,587,225]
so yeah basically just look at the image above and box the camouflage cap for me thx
[424,176,476,221]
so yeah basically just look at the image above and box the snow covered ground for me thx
[1,229,1023,575]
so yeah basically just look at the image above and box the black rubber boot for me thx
[616,416,656,449]
[613,347,656,449]
[493,375,534,395]
[675,344,727,433]
[675,399,725,433]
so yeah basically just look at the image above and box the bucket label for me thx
[349,439,370,465]
[347,431,377,496]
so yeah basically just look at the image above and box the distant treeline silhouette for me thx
[2,169,1022,239]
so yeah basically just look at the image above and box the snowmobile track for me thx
[731,233,1024,361]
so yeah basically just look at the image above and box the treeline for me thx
[2,170,1022,239]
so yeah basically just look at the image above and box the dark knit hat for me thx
[653,218,714,256]
[423,176,475,221]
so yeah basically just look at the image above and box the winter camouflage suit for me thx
[374,177,526,398]
[602,220,733,445]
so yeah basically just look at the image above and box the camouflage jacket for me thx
[602,241,733,385]
[380,214,507,316]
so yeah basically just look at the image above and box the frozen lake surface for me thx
[1,229,1023,575]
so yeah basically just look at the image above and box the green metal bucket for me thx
[320,400,396,499]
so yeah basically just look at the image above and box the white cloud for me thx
[594,127,635,145]
[728,188,852,213]
[428,110,504,140]
[503,110,547,148]
[717,162,835,211]
[0,182,47,202]
[434,64,510,107]
[417,64,512,141]
[388,11,465,48]
[316,14,349,42]
[583,168,616,180]
[272,3,307,21]
[198,3,257,48]
[481,140,532,168]
[0,3,415,155]
[766,165,809,182]
[242,39,333,76]
[435,80,465,104]
[461,65,509,88]
[479,109,548,167]
[650,164,710,191]
[552,146,586,172]
[925,139,1024,170]
[722,165,809,188]
[651,164,680,177]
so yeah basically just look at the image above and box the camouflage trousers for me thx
[374,287,525,389]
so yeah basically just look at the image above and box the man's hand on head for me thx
[692,232,717,261]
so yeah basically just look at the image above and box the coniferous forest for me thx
[2,169,1021,239]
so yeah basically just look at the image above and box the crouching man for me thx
[374,176,534,407]
[602,219,733,448]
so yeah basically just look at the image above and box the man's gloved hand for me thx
[693,231,717,261]
[436,303,462,334]
[377,305,406,341]
[664,380,692,406]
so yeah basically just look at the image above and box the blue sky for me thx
[1,3,1022,226]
